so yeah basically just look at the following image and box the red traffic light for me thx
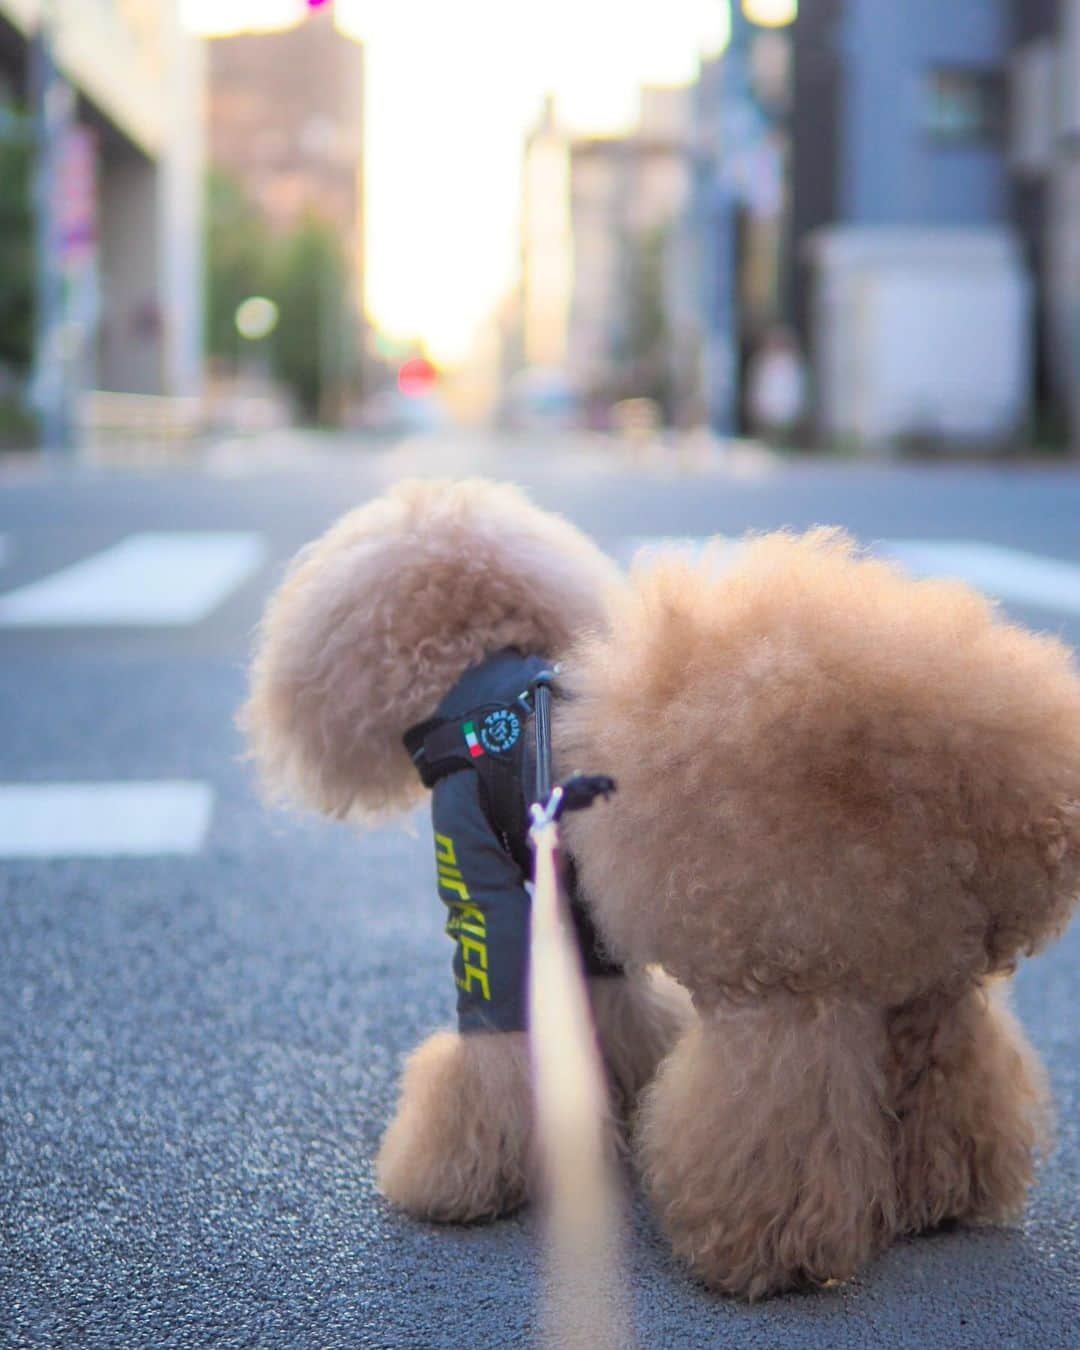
[397,357,438,398]
[307,0,332,9]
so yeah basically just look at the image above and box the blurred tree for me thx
[203,170,274,362]
[205,175,353,424]
[270,214,349,423]
[615,226,675,421]
[0,114,34,376]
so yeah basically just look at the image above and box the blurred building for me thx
[791,0,1080,448]
[569,87,693,411]
[519,95,572,373]
[791,1,1011,277]
[516,89,692,423]
[207,8,365,319]
[685,0,1079,450]
[792,0,1028,447]
[0,0,204,399]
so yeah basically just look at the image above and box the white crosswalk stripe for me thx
[0,781,214,859]
[622,536,1080,617]
[2,533,1073,864]
[882,540,1080,617]
[624,536,738,567]
[0,532,266,627]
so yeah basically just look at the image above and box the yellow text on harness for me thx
[435,832,491,999]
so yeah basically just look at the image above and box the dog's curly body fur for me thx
[559,530,1080,1296]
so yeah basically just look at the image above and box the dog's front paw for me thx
[375,1029,533,1222]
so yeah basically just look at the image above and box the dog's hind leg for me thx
[636,995,898,1299]
[375,1029,533,1222]
[889,981,1052,1234]
[590,967,695,1122]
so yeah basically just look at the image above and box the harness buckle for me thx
[530,773,617,828]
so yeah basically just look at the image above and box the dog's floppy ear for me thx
[240,477,620,821]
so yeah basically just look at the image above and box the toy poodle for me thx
[243,480,1080,1301]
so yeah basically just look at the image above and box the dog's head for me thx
[558,530,1080,1006]
[242,477,620,821]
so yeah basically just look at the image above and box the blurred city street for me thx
[1,434,1078,1346]
[2,0,1080,1343]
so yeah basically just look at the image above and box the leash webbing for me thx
[529,683,630,1349]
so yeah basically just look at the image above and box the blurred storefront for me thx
[0,0,204,405]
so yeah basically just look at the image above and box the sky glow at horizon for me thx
[182,0,731,363]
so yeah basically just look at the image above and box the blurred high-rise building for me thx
[569,88,693,409]
[520,96,572,374]
[207,8,365,320]
[0,0,204,401]
[517,90,692,421]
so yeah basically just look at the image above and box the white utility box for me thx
[806,227,1032,450]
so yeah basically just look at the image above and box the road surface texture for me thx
[1,432,1078,1348]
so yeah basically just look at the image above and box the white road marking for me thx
[623,536,735,567]
[0,532,266,627]
[622,537,1080,617]
[0,781,214,859]
[882,541,1080,616]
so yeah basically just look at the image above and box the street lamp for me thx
[742,0,797,27]
[235,296,279,392]
[235,296,279,343]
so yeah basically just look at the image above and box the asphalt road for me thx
[1,432,1078,1348]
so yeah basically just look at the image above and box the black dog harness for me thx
[404,649,622,1034]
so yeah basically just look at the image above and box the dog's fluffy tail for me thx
[240,478,620,821]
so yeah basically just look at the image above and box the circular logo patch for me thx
[480,708,522,754]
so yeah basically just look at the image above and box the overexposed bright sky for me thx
[183,0,731,363]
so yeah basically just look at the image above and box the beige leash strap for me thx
[529,793,632,1350]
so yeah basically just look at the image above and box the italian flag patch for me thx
[462,720,484,757]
